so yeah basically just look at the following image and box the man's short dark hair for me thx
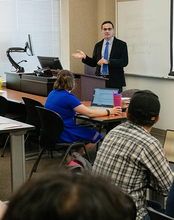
[2,171,136,220]
[128,90,160,127]
[101,21,114,29]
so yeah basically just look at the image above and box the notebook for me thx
[87,88,119,111]
[163,130,174,171]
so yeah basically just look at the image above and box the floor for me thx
[0,136,98,201]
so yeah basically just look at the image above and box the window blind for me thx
[0,0,61,79]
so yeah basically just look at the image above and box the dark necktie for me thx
[102,41,109,75]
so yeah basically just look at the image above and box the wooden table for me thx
[1,87,129,132]
[1,88,128,126]
[0,116,34,192]
[1,88,47,105]
[75,100,127,124]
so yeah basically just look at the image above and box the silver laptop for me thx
[88,88,119,111]
[163,130,174,171]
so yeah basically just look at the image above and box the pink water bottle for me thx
[113,93,122,107]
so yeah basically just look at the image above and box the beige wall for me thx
[97,0,116,37]
[61,0,115,73]
[61,0,70,70]
[69,0,98,73]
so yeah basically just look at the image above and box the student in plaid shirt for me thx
[92,90,173,220]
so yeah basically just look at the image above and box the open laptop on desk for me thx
[163,130,174,172]
[87,88,119,111]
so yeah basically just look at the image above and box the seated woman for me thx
[44,70,121,154]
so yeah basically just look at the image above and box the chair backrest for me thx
[22,97,44,134]
[147,207,174,220]
[121,89,140,98]
[0,96,8,116]
[84,64,96,76]
[36,106,64,151]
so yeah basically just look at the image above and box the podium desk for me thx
[5,71,56,97]
[5,72,108,100]
[0,116,34,192]
[5,71,34,91]
[72,73,108,101]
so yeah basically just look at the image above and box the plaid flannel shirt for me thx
[92,121,173,220]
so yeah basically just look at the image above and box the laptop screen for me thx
[91,88,119,107]
[163,130,174,163]
[37,56,63,70]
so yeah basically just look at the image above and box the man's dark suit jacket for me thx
[82,37,128,88]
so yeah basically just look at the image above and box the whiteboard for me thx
[117,0,170,78]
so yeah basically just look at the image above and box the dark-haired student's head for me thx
[53,70,75,91]
[127,90,160,127]
[2,172,136,220]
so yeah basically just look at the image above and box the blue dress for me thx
[44,90,102,143]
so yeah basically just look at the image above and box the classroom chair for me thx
[121,89,140,98]
[22,97,43,149]
[84,64,96,76]
[147,207,174,220]
[29,106,90,178]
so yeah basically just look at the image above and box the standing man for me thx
[72,21,128,93]
[92,90,173,220]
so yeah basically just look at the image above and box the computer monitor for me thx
[6,34,34,72]
[27,34,34,56]
[37,56,63,70]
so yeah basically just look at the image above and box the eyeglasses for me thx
[103,28,113,31]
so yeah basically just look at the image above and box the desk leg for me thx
[10,131,26,193]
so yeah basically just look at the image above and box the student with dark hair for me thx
[44,69,121,155]
[92,90,173,220]
[2,172,137,220]
[72,21,128,93]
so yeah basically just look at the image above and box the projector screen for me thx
[117,0,170,78]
